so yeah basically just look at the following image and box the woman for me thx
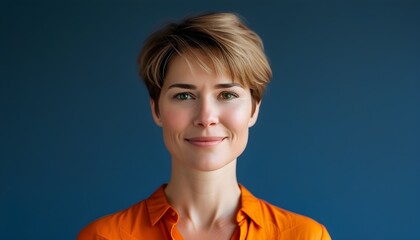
[78,12,331,240]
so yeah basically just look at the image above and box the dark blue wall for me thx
[1,1,419,239]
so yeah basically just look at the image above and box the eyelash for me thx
[172,91,239,101]
[218,91,239,100]
[173,92,195,100]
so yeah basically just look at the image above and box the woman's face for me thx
[151,52,260,172]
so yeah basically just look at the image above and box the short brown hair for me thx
[138,12,272,114]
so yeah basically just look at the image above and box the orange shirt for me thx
[78,185,331,240]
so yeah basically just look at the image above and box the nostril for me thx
[194,117,218,128]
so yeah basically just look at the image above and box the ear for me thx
[150,99,162,127]
[248,101,261,127]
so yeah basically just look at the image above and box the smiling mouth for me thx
[185,137,226,147]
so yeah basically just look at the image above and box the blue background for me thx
[1,1,419,239]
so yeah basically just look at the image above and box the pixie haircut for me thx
[138,12,272,114]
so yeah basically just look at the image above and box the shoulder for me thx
[77,200,147,240]
[258,199,331,239]
[239,185,331,239]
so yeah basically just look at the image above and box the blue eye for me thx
[219,91,238,100]
[174,92,194,100]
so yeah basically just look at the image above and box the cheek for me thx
[223,105,252,131]
[161,108,191,133]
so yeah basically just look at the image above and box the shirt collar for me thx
[238,184,264,228]
[145,184,263,228]
[145,185,178,226]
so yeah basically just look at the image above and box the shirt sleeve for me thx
[320,224,332,240]
[77,221,110,240]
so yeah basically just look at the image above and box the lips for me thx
[185,137,226,147]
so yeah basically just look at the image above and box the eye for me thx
[173,92,195,100]
[219,91,239,100]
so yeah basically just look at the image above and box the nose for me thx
[193,97,219,128]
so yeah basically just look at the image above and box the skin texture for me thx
[150,51,260,239]
[151,53,260,172]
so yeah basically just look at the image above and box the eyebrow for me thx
[168,83,243,89]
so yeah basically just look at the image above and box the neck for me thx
[164,159,241,229]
